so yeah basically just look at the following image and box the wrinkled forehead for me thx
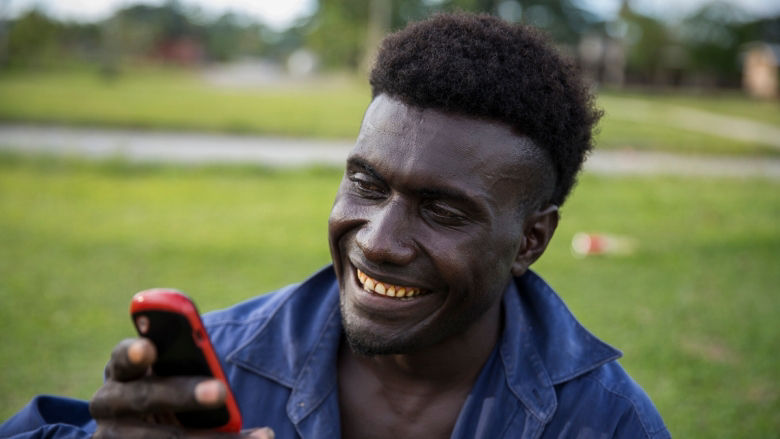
[359,95,523,152]
[353,94,556,206]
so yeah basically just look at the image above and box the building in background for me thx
[742,42,780,99]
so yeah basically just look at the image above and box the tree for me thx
[678,1,753,85]
[304,0,603,71]
[617,2,671,84]
[5,9,61,68]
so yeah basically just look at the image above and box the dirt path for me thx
[1,124,778,179]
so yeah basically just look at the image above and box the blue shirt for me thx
[1,266,670,438]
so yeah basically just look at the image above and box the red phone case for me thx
[130,289,242,433]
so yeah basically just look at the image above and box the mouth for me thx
[356,268,427,299]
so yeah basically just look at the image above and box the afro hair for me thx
[370,12,601,206]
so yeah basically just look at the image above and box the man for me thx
[1,13,670,439]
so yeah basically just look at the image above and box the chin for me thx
[341,318,425,357]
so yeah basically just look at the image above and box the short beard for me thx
[340,303,424,356]
[339,297,488,357]
[342,322,424,357]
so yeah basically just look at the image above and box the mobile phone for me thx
[130,288,242,432]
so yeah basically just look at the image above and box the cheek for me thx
[328,185,352,251]
[425,229,520,285]
[327,195,347,238]
[328,189,372,265]
[328,184,359,237]
[328,192,361,285]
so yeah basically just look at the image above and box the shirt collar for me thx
[227,266,342,394]
[227,266,621,425]
[500,270,622,422]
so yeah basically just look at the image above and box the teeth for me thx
[356,269,423,299]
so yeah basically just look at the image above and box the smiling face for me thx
[328,94,556,356]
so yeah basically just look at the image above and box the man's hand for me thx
[89,338,274,439]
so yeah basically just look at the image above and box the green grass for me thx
[537,175,780,437]
[0,66,371,138]
[1,66,778,156]
[597,92,780,156]
[0,153,778,438]
[602,89,780,127]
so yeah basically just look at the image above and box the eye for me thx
[424,201,469,226]
[349,173,385,199]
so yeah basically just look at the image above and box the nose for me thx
[355,200,416,265]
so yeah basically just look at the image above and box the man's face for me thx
[328,94,553,355]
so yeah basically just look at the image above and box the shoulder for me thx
[507,272,669,438]
[548,361,670,439]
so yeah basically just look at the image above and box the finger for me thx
[92,421,184,439]
[90,377,225,419]
[191,427,275,439]
[243,427,275,439]
[107,338,157,382]
[93,421,266,439]
[187,427,275,439]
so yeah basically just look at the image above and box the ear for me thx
[511,205,559,277]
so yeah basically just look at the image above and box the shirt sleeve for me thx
[0,395,96,438]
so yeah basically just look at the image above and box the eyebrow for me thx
[346,156,487,216]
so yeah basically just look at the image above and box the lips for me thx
[356,268,425,298]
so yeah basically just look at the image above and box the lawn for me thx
[603,89,780,127]
[0,66,371,138]
[0,153,777,438]
[0,66,778,156]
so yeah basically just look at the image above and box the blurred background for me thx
[0,0,778,437]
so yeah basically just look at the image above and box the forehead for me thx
[351,94,552,205]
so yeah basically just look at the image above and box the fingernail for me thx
[249,427,275,439]
[194,380,225,406]
[127,340,150,364]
